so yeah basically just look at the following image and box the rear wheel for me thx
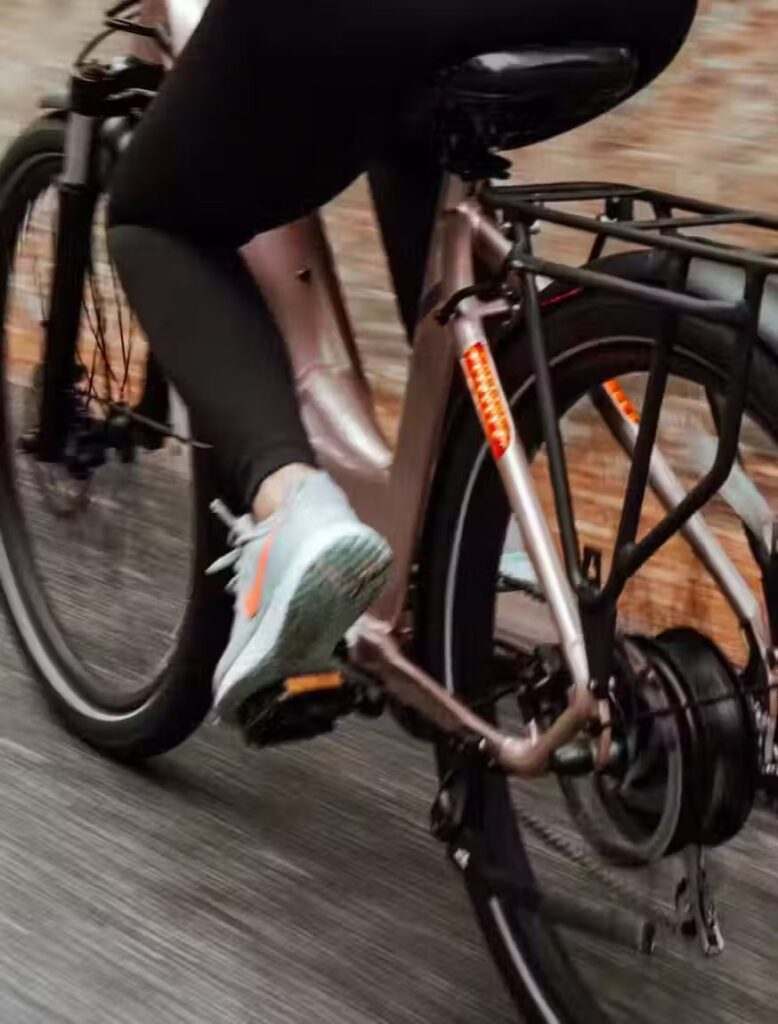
[419,291,778,1021]
[0,116,230,758]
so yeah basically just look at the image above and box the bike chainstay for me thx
[499,578,778,732]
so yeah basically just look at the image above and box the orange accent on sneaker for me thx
[284,672,343,697]
[243,531,276,619]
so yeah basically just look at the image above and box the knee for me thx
[106,137,163,234]
[105,222,163,302]
[106,163,139,233]
[106,222,141,263]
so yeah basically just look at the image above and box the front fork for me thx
[36,62,170,460]
[36,69,103,461]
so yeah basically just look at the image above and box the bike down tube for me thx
[592,383,771,662]
[449,201,591,695]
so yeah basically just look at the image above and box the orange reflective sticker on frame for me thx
[461,342,514,460]
[604,379,640,425]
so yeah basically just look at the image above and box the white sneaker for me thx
[207,472,392,721]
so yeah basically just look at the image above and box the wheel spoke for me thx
[109,257,130,399]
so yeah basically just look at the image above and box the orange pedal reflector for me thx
[284,672,344,697]
[461,341,514,460]
[604,379,640,425]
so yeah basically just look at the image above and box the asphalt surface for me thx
[0,596,516,1024]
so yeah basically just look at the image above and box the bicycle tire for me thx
[416,286,778,1022]
[0,115,231,759]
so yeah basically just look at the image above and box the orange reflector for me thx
[604,379,640,425]
[461,342,514,460]
[284,672,343,697]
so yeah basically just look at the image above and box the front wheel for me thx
[0,116,231,758]
[418,289,778,1021]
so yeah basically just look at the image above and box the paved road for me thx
[0,612,518,1024]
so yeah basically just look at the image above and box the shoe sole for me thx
[213,524,392,721]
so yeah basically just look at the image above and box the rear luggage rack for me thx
[478,182,778,691]
[482,181,778,275]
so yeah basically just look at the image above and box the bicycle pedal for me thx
[239,670,380,748]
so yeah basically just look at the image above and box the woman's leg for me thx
[107,228,315,513]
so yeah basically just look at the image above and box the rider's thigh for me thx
[109,0,371,245]
[109,0,698,248]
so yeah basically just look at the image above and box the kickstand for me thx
[676,846,724,957]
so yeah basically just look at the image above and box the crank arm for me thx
[350,616,598,777]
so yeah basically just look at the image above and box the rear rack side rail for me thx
[482,181,777,690]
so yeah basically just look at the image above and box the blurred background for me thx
[0,2,777,1023]
[4,2,778,402]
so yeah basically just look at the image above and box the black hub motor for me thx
[563,628,759,865]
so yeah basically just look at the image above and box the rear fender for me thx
[534,248,778,363]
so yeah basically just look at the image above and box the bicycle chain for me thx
[516,804,680,933]
[498,575,547,604]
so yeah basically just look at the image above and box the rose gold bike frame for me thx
[137,0,775,774]
[240,188,600,775]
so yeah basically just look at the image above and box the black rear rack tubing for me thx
[515,221,582,587]
[487,189,778,276]
[613,256,690,555]
[485,181,778,237]
[601,270,767,602]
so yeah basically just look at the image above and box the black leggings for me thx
[108,0,697,510]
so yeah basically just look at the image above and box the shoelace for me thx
[206,499,271,596]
